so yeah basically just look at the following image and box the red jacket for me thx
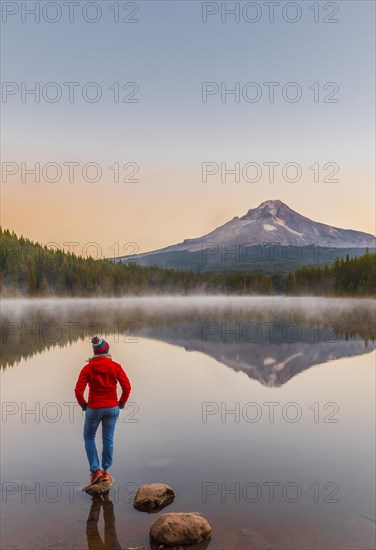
[74,355,131,409]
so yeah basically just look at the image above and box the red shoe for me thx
[90,469,102,484]
[100,471,110,482]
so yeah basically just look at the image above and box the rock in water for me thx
[149,512,211,547]
[82,475,113,495]
[133,483,175,512]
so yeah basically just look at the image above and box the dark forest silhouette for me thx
[1,228,375,297]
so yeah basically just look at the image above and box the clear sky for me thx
[1,0,375,259]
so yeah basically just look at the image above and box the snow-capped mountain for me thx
[115,200,376,270]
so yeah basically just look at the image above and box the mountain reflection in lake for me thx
[1,297,375,549]
[1,296,375,374]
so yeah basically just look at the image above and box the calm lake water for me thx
[1,297,375,550]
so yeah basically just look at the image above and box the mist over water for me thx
[2,294,375,313]
[1,296,375,549]
[1,296,375,370]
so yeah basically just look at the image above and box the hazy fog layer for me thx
[2,295,375,315]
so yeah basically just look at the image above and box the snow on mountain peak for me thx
[259,199,285,208]
[246,199,290,219]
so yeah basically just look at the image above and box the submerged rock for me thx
[149,512,211,547]
[134,483,175,512]
[82,475,113,495]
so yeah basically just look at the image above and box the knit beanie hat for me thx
[91,336,110,355]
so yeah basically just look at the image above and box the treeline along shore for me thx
[1,228,375,297]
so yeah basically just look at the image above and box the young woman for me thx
[75,336,132,484]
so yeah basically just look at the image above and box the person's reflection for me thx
[86,493,122,550]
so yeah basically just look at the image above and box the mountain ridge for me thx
[115,200,376,270]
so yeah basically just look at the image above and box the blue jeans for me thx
[84,407,120,473]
